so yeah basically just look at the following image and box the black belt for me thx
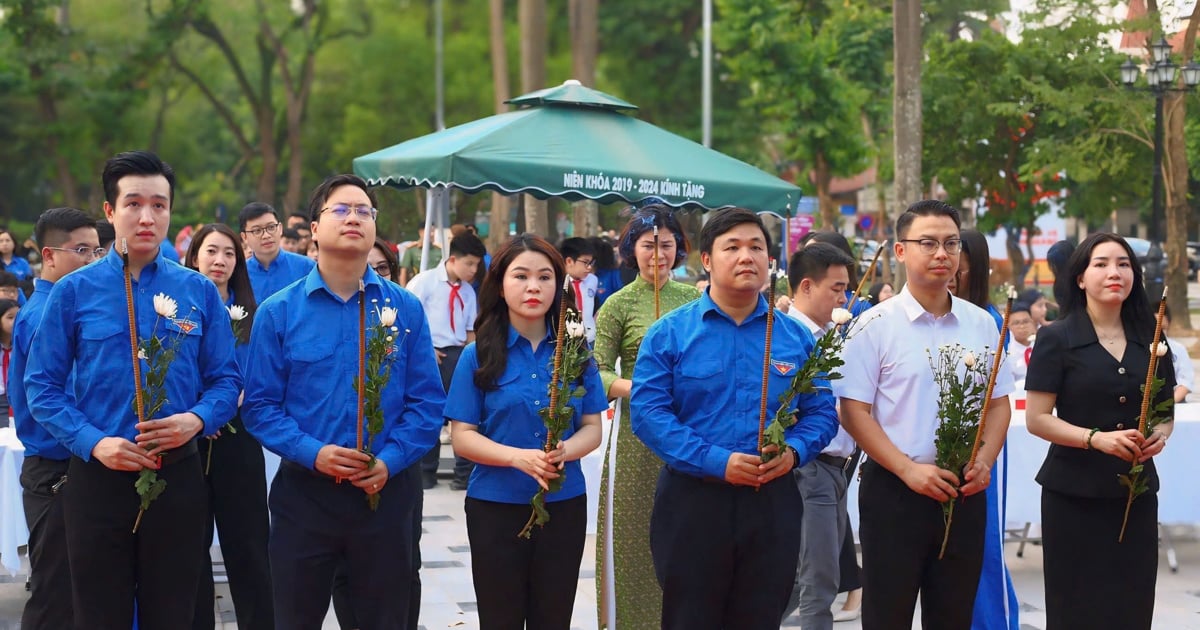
[159,439,199,466]
[817,453,852,471]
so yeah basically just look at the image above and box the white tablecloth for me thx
[0,427,28,576]
[846,402,1200,531]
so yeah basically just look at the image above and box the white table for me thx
[0,426,28,576]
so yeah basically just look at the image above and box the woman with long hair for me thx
[369,237,401,283]
[594,205,701,628]
[445,234,606,628]
[0,298,19,418]
[0,229,33,282]
[951,228,1020,630]
[1025,233,1174,629]
[184,223,273,629]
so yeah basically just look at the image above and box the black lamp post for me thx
[1120,37,1200,300]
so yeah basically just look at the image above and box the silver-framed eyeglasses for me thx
[900,238,962,256]
[244,222,282,238]
[49,245,105,261]
[321,204,378,221]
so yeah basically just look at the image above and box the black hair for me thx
[867,281,893,306]
[1010,302,1032,317]
[787,242,854,295]
[306,174,376,222]
[0,298,18,342]
[956,229,992,309]
[1018,288,1046,306]
[184,224,258,344]
[618,205,690,269]
[805,231,860,287]
[699,208,770,255]
[238,202,278,233]
[588,236,617,271]
[288,211,309,223]
[35,207,96,248]
[559,237,595,261]
[1057,233,1156,335]
[372,238,401,283]
[895,199,961,240]
[102,151,175,208]
[473,234,566,391]
[449,233,487,259]
[95,221,116,250]
[281,228,301,240]
[0,271,17,288]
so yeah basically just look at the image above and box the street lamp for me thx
[1120,36,1200,300]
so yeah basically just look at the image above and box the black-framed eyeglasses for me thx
[48,245,105,261]
[899,238,962,256]
[321,204,378,222]
[576,257,595,269]
[371,261,393,275]
[243,222,281,238]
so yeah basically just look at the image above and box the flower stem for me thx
[132,508,146,534]
[1119,478,1136,543]
[939,499,956,560]
[205,440,213,476]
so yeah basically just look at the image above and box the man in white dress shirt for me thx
[783,242,859,630]
[835,200,1014,630]
[1007,303,1036,384]
[406,233,486,489]
[559,237,599,344]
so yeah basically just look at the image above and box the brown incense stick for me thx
[123,240,151,532]
[847,240,887,313]
[653,225,661,319]
[757,260,777,453]
[1119,288,1168,542]
[546,276,571,451]
[969,287,1016,470]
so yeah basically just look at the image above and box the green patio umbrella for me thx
[352,80,802,215]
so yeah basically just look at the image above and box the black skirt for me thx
[1041,488,1157,630]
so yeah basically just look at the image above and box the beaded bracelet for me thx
[1085,427,1100,450]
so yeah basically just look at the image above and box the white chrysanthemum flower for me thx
[566,320,585,339]
[1027,334,1036,346]
[137,349,147,361]
[379,306,398,328]
[1155,342,1168,357]
[227,304,247,321]
[153,293,178,319]
[831,308,852,325]
[1007,285,1018,300]
[963,351,976,369]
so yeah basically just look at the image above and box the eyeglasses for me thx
[244,223,281,238]
[576,258,595,269]
[48,245,106,261]
[371,261,393,275]
[900,238,962,256]
[321,204,378,222]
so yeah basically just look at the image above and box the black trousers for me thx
[465,495,587,630]
[20,455,72,629]
[331,462,424,630]
[858,460,985,630]
[194,415,274,630]
[269,460,419,630]
[421,345,472,484]
[651,466,802,630]
[64,447,208,630]
[1041,488,1157,630]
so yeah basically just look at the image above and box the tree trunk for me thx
[1005,224,1027,291]
[520,0,550,236]
[1161,5,1198,331]
[488,0,511,251]
[814,152,838,230]
[893,0,923,288]
[570,0,599,238]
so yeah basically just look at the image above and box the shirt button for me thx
[531,374,537,379]
[1119,396,1127,403]
[534,432,541,438]
[1117,423,1125,429]
[534,400,541,406]
[1118,367,1126,374]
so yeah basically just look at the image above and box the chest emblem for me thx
[772,359,796,376]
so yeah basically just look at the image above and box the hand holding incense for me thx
[1118,288,1170,542]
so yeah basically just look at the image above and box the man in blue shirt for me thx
[10,207,100,629]
[241,201,316,301]
[631,207,839,630]
[25,151,242,628]
[242,173,444,629]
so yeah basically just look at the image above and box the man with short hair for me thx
[240,201,316,302]
[26,150,242,628]
[0,270,22,303]
[783,242,859,630]
[1008,303,1036,383]
[12,207,100,628]
[242,174,444,628]
[281,227,302,253]
[288,212,314,254]
[836,200,1013,629]
[407,233,486,490]
[632,208,839,629]
[559,237,599,344]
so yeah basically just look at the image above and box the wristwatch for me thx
[788,446,801,470]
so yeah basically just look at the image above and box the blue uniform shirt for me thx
[3,256,33,282]
[631,290,839,480]
[224,291,252,376]
[26,249,242,461]
[160,240,180,263]
[444,326,608,504]
[246,250,316,303]
[241,265,445,476]
[10,279,69,459]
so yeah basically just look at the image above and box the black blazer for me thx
[1025,311,1175,498]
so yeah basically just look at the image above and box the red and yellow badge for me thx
[772,359,796,376]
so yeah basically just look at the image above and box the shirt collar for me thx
[303,263,385,300]
[102,245,165,275]
[785,307,825,334]
[1060,310,1147,349]
[894,285,962,323]
[33,278,53,294]
[697,288,768,324]
[506,323,555,349]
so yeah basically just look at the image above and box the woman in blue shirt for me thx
[184,223,274,630]
[445,233,606,629]
[0,229,34,282]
